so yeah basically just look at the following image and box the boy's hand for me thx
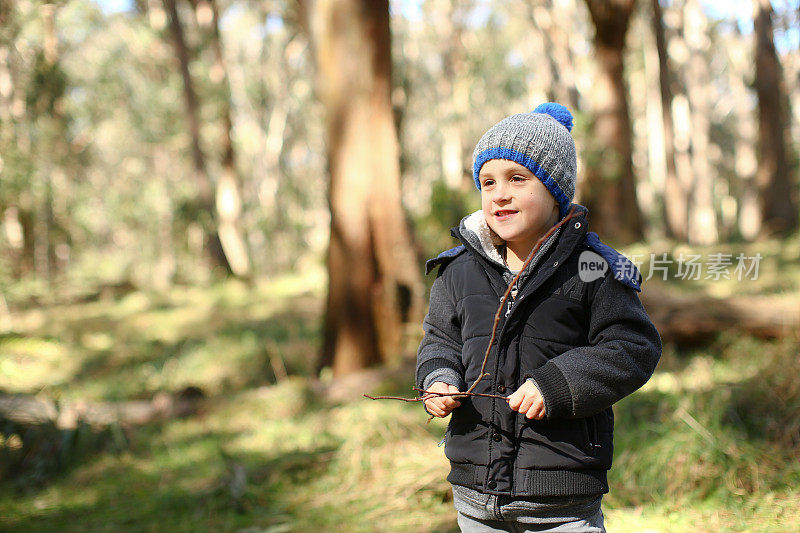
[508,380,546,420]
[423,382,462,418]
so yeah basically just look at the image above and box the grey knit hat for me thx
[472,102,577,218]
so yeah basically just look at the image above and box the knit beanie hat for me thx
[472,102,577,219]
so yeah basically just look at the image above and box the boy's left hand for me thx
[507,380,546,420]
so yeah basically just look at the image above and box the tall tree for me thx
[725,25,760,240]
[527,0,580,110]
[163,0,230,273]
[684,0,718,245]
[0,0,35,278]
[198,0,251,277]
[753,0,798,235]
[31,3,69,281]
[650,0,688,240]
[582,0,644,243]
[302,0,424,376]
[436,0,470,190]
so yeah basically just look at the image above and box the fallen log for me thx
[640,286,800,344]
[0,386,205,431]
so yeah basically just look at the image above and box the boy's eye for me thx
[482,178,495,187]
[511,175,526,182]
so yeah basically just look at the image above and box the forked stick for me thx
[364,206,580,418]
[464,206,579,395]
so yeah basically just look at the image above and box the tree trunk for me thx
[0,5,35,278]
[631,15,658,236]
[641,287,800,344]
[527,0,580,110]
[726,27,760,240]
[0,388,204,430]
[753,0,798,236]
[163,0,230,273]
[525,3,555,106]
[437,0,469,190]
[204,0,251,277]
[305,0,424,376]
[664,4,699,243]
[583,0,643,243]
[36,3,65,283]
[684,0,718,245]
[650,0,688,240]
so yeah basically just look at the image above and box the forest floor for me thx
[1,236,799,532]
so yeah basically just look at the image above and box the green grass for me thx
[1,265,799,532]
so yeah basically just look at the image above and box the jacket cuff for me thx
[526,362,573,419]
[423,368,466,392]
[417,357,464,389]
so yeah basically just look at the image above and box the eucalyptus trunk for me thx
[305,0,424,376]
[650,0,688,240]
[583,0,643,243]
[206,0,251,277]
[163,0,230,273]
[753,0,798,235]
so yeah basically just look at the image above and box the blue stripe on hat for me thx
[473,147,571,218]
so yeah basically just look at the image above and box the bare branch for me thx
[465,206,580,394]
[364,206,581,411]
[363,388,510,402]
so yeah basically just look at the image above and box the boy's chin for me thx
[489,227,521,244]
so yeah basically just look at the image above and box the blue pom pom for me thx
[533,102,573,132]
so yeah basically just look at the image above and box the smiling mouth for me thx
[494,210,518,221]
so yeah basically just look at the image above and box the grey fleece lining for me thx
[459,210,562,283]
[462,210,505,266]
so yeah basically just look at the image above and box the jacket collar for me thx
[443,204,642,293]
[454,204,588,275]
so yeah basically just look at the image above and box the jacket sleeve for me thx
[528,270,662,419]
[415,274,467,392]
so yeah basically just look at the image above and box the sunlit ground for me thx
[2,243,799,531]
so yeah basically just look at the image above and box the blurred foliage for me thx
[26,52,66,118]
[1,415,126,492]
[413,180,479,265]
[0,0,797,293]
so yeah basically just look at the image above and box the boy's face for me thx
[479,159,560,249]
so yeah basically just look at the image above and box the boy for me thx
[416,103,661,532]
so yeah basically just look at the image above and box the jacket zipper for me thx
[586,417,599,455]
[504,282,519,317]
[480,222,583,340]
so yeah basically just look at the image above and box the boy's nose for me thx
[493,181,511,202]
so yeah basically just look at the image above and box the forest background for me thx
[0,0,799,531]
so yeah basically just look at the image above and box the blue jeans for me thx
[454,488,605,533]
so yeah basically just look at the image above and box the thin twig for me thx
[362,206,581,411]
[413,387,509,401]
[362,388,510,402]
[465,206,579,394]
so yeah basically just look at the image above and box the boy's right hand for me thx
[423,382,462,418]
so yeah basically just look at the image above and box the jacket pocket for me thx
[516,418,600,469]
[583,416,599,455]
[444,399,490,465]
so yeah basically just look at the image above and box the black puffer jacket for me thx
[416,205,661,497]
